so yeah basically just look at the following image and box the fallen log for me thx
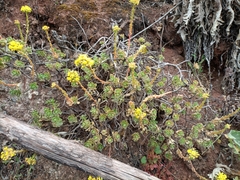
[0,113,160,180]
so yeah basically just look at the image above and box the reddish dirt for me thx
[0,0,239,180]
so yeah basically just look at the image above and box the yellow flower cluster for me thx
[187,148,200,160]
[20,5,32,13]
[138,45,147,54]
[112,25,121,33]
[67,70,80,83]
[216,172,228,180]
[128,62,136,69]
[74,54,95,68]
[25,156,36,165]
[42,25,50,31]
[134,108,146,120]
[193,62,200,70]
[8,40,23,52]
[129,0,140,5]
[0,146,16,161]
[88,175,103,180]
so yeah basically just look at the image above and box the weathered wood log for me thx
[0,113,160,180]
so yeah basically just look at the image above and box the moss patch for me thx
[57,0,98,20]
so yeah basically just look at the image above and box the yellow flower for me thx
[187,148,200,160]
[88,175,103,180]
[216,172,228,180]
[8,40,23,52]
[129,0,140,5]
[51,82,57,88]
[134,108,146,119]
[25,156,36,165]
[202,93,209,99]
[112,25,121,33]
[74,54,95,68]
[0,146,16,161]
[42,25,50,31]
[193,62,200,70]
[20,5,32,13]
[14,20,20,25]
[224,124,231,129]
[88,60,95,67]
[67,70,80,83]
[128,62,136,69]
[138,45,147,54]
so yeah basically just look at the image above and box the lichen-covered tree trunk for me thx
[0,113,160,180]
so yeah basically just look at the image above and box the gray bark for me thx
[0,113,160,180]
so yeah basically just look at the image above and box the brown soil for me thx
[0,0,239,180]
